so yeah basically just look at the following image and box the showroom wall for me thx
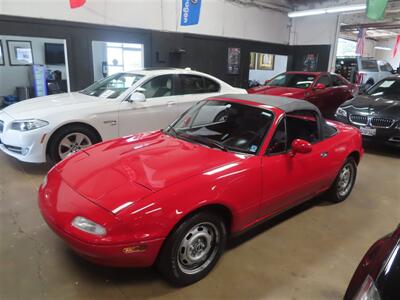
[289,0,366,71]
[0,35,68,96]
[0,0,335,91]
[290,13,339,72]
[249,55,288,83]
[0,0,290,44]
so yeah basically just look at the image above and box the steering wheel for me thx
[224,130,259,149]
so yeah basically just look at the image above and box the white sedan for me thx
[0,68,246,163]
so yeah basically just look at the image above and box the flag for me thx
[355,28,366,56]
[393,34,400,58]
[70,0,86,9]
[366,0,388,20]
[181,0,202,26]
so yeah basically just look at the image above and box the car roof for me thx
[285,71,324,75]
[211,94,322,115]
[123,68,216,77]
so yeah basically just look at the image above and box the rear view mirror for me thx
[290,139,312,156]
[314,83,326,90]
[129,92,146,102]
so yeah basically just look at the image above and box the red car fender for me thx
[118,156,263,242]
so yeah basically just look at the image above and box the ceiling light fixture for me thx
[288,4,366,18]
[374,46,392,51]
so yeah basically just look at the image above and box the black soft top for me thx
[215,94,322,116]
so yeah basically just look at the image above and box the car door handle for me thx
[167,101,177,106]
[320,152,329,158]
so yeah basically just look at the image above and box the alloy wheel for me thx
[58,132,92,160]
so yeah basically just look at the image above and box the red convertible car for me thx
[39,94,363,286]
[248,71,357,117]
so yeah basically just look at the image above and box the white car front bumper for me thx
[0,112,48,163]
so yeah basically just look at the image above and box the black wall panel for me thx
[0,15,331,90]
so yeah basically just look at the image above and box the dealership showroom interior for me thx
[1,0,400,299]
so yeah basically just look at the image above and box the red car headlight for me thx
[72,216,107,236]
[354,275,381,300]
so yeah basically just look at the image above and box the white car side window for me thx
[140,75,174,99]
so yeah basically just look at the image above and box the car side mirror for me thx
[129,92,146,102]
[290,139,312,156]
[314,83,326,90]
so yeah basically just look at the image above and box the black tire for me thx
[48,124,100,163]
[326,157,357,203]
[156,211,227,286]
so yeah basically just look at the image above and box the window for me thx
[267,73,316,89]
[286,111,320,147]
[80,73,144,99]
[204,78,220,93]
[378,61,393,72]
[140,75,174,99]
[106,43,144,76]
[360,59,378,72]
[316,75,331,87]
[268,118,286,154]
[180,75,205,94]
[332,75,346,87]
[322,121,337,139]
[168,100,274,154]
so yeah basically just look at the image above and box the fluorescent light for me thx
[288,8,326,18]
[326,4,366,13]
[288,4,366,18]
[374,46,392,51]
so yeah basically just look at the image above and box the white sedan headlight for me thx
[336,107,348,118]
[11,119,49,131]
[72,216,106,236]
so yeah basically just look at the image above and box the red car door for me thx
[306,74,335,116]
[331,74,354,110]
[259,111,333,219]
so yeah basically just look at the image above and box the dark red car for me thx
[344,224,400,300]
[248,71,357,117]
[39,94,363,286]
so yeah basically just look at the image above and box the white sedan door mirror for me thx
[129,92,146,102]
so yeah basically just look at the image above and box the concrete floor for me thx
[0,145,399,300]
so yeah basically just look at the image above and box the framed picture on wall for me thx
[249,52,256,70]
[303,53,319,72]
[7,40,34,66]
[257,53,275,70]
[0,40,4,65]
[227,47,241,74]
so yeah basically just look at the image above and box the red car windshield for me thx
[267,73,316,89]
[166,100,274,154]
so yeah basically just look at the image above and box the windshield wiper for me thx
[164,125,179,137]
[186,135,228,152]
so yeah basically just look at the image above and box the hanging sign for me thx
[181,0,202,26]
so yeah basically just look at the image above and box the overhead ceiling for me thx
[340,0,400,40]
[226,0,336,13]
[229,0,400,40]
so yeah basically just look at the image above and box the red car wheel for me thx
[157,211,227,286]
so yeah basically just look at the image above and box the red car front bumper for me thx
[38,173,164,268]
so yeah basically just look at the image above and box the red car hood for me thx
[55,131,242,213]
[248,86,306,99]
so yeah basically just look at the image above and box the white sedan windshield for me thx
[80,73,144,99]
